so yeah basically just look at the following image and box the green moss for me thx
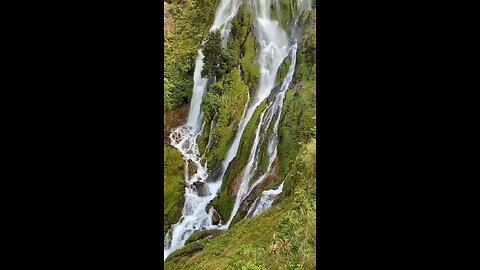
[276,57,291,84]
[203,68,248,170]
[164,0,219,106]
[163,140,316,269]
[185,230,205,245]
[165,238,210,265]
[212,101,266,221]
[276,10,316,189]
[240,31,259,92]
[256,137,269,179]
[164,143,186,237]
[224,101,266,184]
[229,211,243,229]
[212,185,235,222]
[196,122,210,155]
[164,2,317,269]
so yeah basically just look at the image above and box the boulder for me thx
[211,209,221,225]
[192,181,210,197]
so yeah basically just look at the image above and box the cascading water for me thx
[222,42,298,228]
[224,0,311,221]
[164,0,243,261]
[186,50,208,132]
[246,182,284,217]
[165,0,311,261]
[209,0,291,212]
[219,0,311,229]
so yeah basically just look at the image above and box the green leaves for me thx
[201,31,224,78]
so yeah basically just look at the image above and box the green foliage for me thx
[165,238,210,264]
[164,77,174,125]
[224,102,266,186]
[214,101,266,221]
[240,31,259,92]
[201,31,225,78]
[164,140,316,270]
[185,230,205,245]
[164,0,218,107]
[202,67,248,170]
[164,143,185,237]
[211,187,235,223]
[276,8,316,187]
[164,2,316,269]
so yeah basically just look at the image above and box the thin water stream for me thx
[165,0,311,261]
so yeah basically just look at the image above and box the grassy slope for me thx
[165,2,317,269]
[165,139,316,270]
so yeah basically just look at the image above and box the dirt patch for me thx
[164,2,175,35]
[227,167,246,197]
[164,104,189,142]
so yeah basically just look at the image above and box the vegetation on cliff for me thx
[165,139,316,269]
[164,0,316,268]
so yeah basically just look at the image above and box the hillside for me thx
[164,0,316,268]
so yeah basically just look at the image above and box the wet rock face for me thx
[239,158,279,213]
[205,165,223,183]
[192,181,211,197]
[224,157,237,178]
[211,209,221,225]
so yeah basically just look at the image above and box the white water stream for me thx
[246,182,284,217]
[165,0,311,261]
[164,0,243,261]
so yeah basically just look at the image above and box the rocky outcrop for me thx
[164,103,189,142]
[239,158,279,213]
[192,181,210,197]
[205,164,223,184]
[211,209,221,225]
[227,166,246,197]
[185,229,224,245]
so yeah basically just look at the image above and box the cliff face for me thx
[163,0,219,238]
[164,0,316,268]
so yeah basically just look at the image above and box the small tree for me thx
[201,31,224,78]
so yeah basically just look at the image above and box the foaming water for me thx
[222,43,297,228]
[186,50,208,132]
[165,0,311,260]
[218,0,290,177]
[211,0,243,32]
[164,0,244,261]
[246,182,284,217]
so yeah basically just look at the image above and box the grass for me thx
[164,0,219,107]
[164,139,316,270]
[203,67,249,170]
[214,101,267,220]
[164,3,317,269]
[164,143,186,237]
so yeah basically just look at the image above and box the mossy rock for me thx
[164,143,186,237]
[185,230,224,245]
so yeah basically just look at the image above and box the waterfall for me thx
[246,182,284,217]
[165,0,311,261]
[186,50,208,132]
[222,43,297,228]
[209,0,290,195]
[164,0,244,261]
[219,0,310,227]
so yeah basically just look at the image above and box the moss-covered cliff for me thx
[165,139,316,269]
[164,0,316,268]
